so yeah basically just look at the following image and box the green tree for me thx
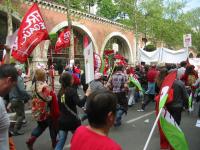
[183,7,200,51]
[97,0,119,20]
[54,0,82,10]
[116,0,189,49]
[82,0,97,13]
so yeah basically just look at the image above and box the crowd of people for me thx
[0,59,199,150]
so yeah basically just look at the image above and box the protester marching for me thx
[1,1,200,150]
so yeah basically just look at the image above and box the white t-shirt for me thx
[0,97,10,150]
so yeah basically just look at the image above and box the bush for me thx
[144,44,156,52]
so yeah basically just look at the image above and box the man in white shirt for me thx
[0,64,18,150]
[177,61,187,80]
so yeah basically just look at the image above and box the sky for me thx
[184,0,200,12]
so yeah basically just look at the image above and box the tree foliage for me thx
[114,0,191,49]
[97,0,119,20]
[53,0,82,10]
[183,8,200,51]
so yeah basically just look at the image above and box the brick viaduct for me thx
[0,0,138,65]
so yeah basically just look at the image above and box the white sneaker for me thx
[137,109,144,112]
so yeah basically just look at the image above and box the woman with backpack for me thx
[26,69,57,150]
[55,72,90,150]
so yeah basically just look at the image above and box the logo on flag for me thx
[12,3,49,63]
[55,28,70,53]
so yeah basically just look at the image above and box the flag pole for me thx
[143,108,163,150]
[49,45,55,91]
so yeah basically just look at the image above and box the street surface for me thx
[11,101,200,150]
[10,79,200,150]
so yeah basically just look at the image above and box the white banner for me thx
[84,43,94,84]
[161,48,188,64]
[139,48,161,63]
[139,48,188,64]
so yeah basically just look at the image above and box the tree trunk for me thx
[66,0,74,62]
[5,0,13,64]
[7,0,13,36]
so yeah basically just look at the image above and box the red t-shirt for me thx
[70,126,122,150]
[147,69,158,82]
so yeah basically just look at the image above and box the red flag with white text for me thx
[12,3,49,63]
[55,28,70,53]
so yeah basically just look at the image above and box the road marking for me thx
[8,110,32,117]
[126,111,155,124]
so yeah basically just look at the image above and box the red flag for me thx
[83,35,89,48]
[155,71,177,149]
[114,53,124,60]
[55,27,70,53]
[50,91,60,128]
[11,3,49,63]
[104,50,114,56]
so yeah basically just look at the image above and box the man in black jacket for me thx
[166,79,189,125]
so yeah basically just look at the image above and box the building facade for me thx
[0,0,138,69]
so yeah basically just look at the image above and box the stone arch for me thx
[101,32,133,63]
[50,21,98,53]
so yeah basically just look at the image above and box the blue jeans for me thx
[115,109,125,126]
[55,130,68,150]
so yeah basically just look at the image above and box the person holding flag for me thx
[127,68,144,107]
[146,68,189,150]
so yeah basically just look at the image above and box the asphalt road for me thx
[11,101,200,150]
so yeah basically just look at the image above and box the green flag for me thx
[129,76,143,92]
[160,109,189,150]
[188,93,192,110]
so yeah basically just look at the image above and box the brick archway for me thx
[101,32,133,63]
[50,21,98,53]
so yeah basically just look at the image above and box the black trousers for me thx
[167,107,182,125]
[141,94,155,110]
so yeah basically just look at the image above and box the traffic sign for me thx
[183,34,192,47]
